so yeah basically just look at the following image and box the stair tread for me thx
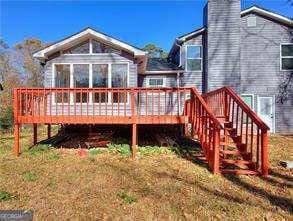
[221,159,253,165]
[221,169,258,175]
[220,150,250,155]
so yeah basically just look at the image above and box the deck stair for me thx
[203,86,270,175]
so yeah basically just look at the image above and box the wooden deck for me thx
[14,87,190,125]
[13,86,269,176]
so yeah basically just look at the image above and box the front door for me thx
[258,96,275,132]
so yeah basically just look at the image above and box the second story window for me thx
[281,44,293,71]
[186,45,202,71]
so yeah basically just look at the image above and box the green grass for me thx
[22,171,37,182]
[117,189,138,204]
[0,191,15,201]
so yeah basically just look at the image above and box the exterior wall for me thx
[43,53,137,88]
[240,14,293,133]
[179,34,204,92]
[205,0,241,92]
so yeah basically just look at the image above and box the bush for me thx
[0,105,13,130]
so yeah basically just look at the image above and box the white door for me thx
[258,96,274,132]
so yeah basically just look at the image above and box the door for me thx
[258,96,274,132]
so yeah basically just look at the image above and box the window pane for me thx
[93,64,108,102]
[241,95,253,108]
[281,44,293,56]
[187,59,201,71]
[73,64,89,102]
[64,40,89,54]
[282,58,293,70]
[149,78,163,86]
[92,40,103,53]
[187,46,201,58]
[55,64,70,103]
[112,64,127,103]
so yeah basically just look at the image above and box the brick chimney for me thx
[204,0,241,92]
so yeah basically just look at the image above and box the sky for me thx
[0,0,292,52]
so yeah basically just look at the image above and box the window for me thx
[73,64,89,102]
[92,40,120,54]
[54,64,70,102]
[281,44,293,70]
[147,78,165,87]
[186,45,202,71]
[241,94,254,109]
[64,40,89,54]
[247,16,256,27]
[111,64,128,103]
[92,64,108,102]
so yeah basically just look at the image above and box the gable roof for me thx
[241,5,292,26]
[145,58,183,73]
[33,27,147,59]
[177,5,292,42]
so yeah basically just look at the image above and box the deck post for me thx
[47,124,51,139]
[261,129,269,176]
[212,127,220,174]
[131,124,137,158]
[14,124,20,156]
[33,123,37,145]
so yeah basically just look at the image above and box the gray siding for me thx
[180,34,204,92]
[43,53,137,87]
[240,14,293,133]
[206,0,241,92]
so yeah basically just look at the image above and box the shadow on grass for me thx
[172,137,293,214]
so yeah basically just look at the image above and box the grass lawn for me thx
[0,126,292,220]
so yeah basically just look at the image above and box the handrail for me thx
[187,87,224,173]
[203,86,269,175]
[223,87,269,130]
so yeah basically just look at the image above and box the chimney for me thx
[204,0,241,92]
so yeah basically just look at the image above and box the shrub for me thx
[0,105,13,130]
[117,189,137,204]
[0,190,15,201]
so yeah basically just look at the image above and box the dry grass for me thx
[0,126,292,220]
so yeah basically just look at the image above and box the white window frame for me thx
[185,45,202,72]
[280,43,293,71]
[241,94,254,110]
[146,77,166,88]
[52,62,129,105]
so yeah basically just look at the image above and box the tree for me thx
[142,43,168,58]
[14,38,45,87]
[0,39,22,129]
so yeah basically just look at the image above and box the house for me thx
[13,0,292,175]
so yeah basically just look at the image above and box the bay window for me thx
[186,45,202,71]
[281,44,293,71]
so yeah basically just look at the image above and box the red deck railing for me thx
[185,88,224,173]
[203,87,269,175]
[13,87,191,125]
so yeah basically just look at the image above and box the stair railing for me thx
[203,87,269,175]
[186,88,224,174]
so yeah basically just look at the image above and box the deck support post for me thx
[131,124,137,158]
[47,124,51,139]
[33,123,37,145]
[261,130,269,176]
[14,124,20,156]
[213,128,220,174]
